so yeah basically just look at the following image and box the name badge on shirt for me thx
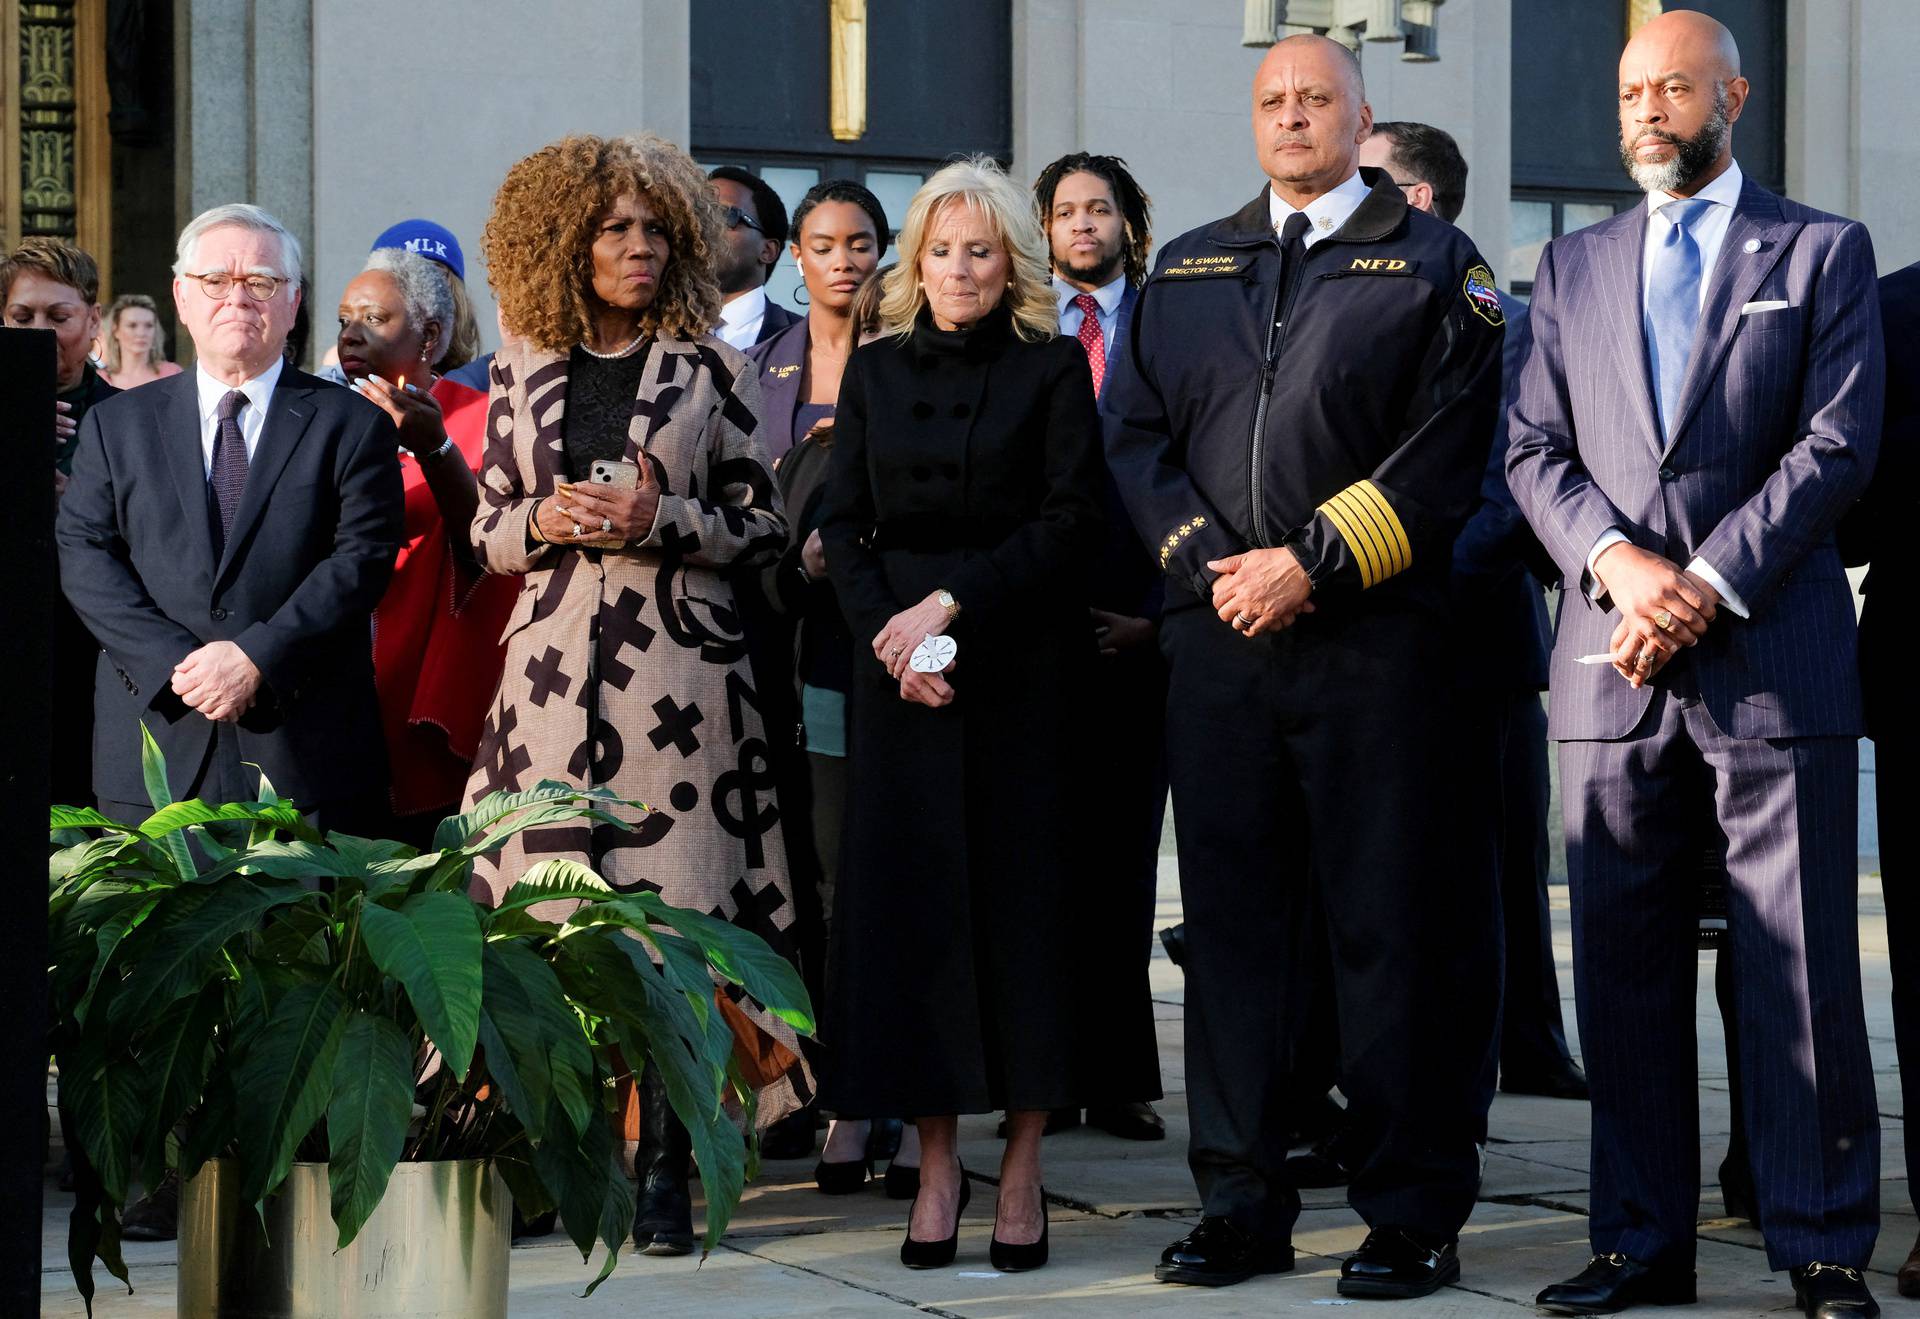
[1161,255,1253,279]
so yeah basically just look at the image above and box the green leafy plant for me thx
[49,728,812,1312]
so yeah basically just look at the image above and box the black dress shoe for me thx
[511,1206,559,1240]
[1086,1101,1166,1142]
[990,1185,1050,1272]
[1535,1253,1697,1314]
[1792,1263,1879,1318]
[883,1160,920,1200]
[1500,1059,1591,1101]
[1338,1227,1460,1298]
[760,1104,819,1160]
[120,1170,181,1241]
[1285,1141,1350,1188]
[1159,923,1188,967]
[900,1173,970,1270]
[1155,1216,1294,1287]
[813,1157,872,1195]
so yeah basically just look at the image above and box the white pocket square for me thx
[1740,299,1790,315]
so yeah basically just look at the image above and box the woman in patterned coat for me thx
[464,133,805,1255]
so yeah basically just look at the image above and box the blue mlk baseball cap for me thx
[369,219,465,282]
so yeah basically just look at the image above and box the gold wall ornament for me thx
[1629,0,1665,38]
[829,0,866,143]
[3,0,110,287]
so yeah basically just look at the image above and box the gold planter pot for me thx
[177,1159,511,1319]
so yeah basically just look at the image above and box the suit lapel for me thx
[1662,180,1798,458]
[1597,209,1663,454]
[156,374,218,575]
[215,376,315,582]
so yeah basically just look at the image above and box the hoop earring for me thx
[795,285,810,306]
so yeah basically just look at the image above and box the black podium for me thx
[0,326,56,1312]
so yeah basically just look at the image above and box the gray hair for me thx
[173,203,303,281]
[363,247,455,365]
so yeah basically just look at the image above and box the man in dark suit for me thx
[1844,263,1920,1295]
[1033,151,1167,1144]
[58,203,403,833]
[1508,14,1883,1317]
[709,166,800,350]
[1360,121,1586,1102]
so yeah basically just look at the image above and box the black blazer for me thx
[55,368,404,805]
[757,298,802,344]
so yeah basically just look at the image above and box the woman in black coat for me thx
[817,157,1104,1274]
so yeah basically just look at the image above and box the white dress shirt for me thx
[1054,272,1127,361]
[716,286,768,351]
[196,356,283,478]
[1267,170,1373,247]
[1586,160,1752,618]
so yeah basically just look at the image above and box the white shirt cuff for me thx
[1585,528,1629,602]
[1684,556,1751,619]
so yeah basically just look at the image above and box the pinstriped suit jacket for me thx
[1507,175,1883,742]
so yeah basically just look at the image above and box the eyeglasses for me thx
[1390,180,1424,191]
[182,272,291,301]
[722,205,765,236]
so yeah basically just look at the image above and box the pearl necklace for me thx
[578,328,646,360]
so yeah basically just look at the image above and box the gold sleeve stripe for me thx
[1320,490,1386,587]
[1350,481,1412,576]
[1317,480,1411,588]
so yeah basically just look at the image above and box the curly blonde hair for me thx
[878,156,1057,344]
[482,133,724,351]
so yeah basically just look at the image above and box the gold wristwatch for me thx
[937,589,961,620]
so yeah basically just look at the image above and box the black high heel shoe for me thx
[900,1172,971,1269]
[989,1185,1050,1272]
[883,1159,920,1200]
[813,1156,872,1195]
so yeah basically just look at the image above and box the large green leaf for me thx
[50,804,126,830]
[358,893,483,1079]
[177,1071,238,1183]
[496,857,615,913]
[475,942,594,1141]
[73,891,161,1027]
[528,1092,632,1277]
[232,980,348,1205]
[134,988,222,1178]
[139,723,197,880]
[613,894,813,1032]
[433,781,636,854]
[137,798,315,842]
[59,1040,146,1204]
[108,875,307,1029]
[325,1012,416,1247]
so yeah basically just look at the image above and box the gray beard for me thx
[1623,92,1731,195]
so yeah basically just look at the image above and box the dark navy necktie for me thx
[1645,197,1711,440]
[211,389,250,549]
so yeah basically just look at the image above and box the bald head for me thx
[1617,7,1747,196]
[1252,34,1373,207]
[1623,9,1741,84]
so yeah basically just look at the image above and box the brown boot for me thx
[1899,1230,1920,1299]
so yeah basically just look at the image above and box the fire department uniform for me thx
[1104,166,1506,1244]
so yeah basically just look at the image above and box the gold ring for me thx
[1654,609,1673,631]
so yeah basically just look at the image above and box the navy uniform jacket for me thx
[1105,168,1504,612]
[1451,289,1551,691]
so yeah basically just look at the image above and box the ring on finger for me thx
[571,522,585,538]
[600,517,613,534]
[1653,609,1673,631]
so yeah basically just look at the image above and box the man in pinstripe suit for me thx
[1508,12,1883,1318]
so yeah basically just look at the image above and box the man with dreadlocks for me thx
[1030,153,1169,1144]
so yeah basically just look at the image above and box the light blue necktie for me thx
[1644,197,1712,440]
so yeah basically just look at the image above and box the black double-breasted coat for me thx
[816,308,1105,1115]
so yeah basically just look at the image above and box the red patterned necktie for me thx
[1074,293,1106,398]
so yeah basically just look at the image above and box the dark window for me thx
[692,1,1011,318]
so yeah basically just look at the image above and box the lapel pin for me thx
[1315,215,1334,231]
[1743,239,1761,254]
